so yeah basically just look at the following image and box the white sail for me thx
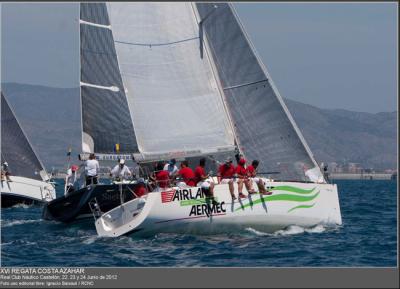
[107,2,236,160]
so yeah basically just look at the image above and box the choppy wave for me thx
[11,203,32,209]
[246,224,326,237]
[1,219,42,228]
[81,235,101,245]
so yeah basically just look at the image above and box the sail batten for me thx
[107,2,235,159]
[79,19,111,30]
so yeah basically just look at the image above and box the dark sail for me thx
[1,93,44,180]
[80,3,138,153]
[195,3,323,182]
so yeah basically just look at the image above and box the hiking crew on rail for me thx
[151,157,271,199]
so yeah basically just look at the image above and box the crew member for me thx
[163,158,178,177]
[1,162,11,182]
[151,161,170,189]
[217,157,236,200]
[247,160,272,195]
[110,159,132,181]
[133,178,148,197]
[177,160,196,187]
[85,153,100,186]
[65,165,78,195]
[195,158,217,204]
[236,158,254,198]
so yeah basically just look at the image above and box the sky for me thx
[0,2,398,113]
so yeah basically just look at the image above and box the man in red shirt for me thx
[236,158,255,198]
[177,160,196,187]
[151,161,170,189]
[133,178,148,197]
[195,158,217,204]
[217,157,236,200]
[247,160,272,195]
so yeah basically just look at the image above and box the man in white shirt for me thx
[85,153,100,186]
[110,159,132,181]
[163,158,178,177]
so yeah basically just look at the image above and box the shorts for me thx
[177,181,188,188]
[252,177,264,184]
[86,175,98,186]
[197,180,211,189]
[220,178,233,184]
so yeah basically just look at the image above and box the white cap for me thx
[3,162,8,166]
[119,159,125,165]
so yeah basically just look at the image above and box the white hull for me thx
[95,179,342,237]
[1,176,56,206]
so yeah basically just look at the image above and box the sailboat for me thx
[81,2,343,237]
[0,92,56,207]
[41,1,144,222]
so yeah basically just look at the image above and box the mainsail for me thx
[195,3,324,182]
[80,3,138,154]
[106,2,236,161]
[1,93,46,180]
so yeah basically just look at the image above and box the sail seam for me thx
[223,79,268,91]
[114,36,199,47]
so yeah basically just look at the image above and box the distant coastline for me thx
[330,172,396,180]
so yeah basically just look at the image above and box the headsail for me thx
[107,2,236,161]
[195,3,324,182]
[80,3,138,154]
[1,93,47,180]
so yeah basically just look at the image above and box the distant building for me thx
[348,163,362,173]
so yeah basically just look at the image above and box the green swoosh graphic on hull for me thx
[287,203,316,213]
[270,186,316,194]
[235,191,320,211]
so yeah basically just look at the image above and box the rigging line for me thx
[114,36,199,47]
[223,79,268,91]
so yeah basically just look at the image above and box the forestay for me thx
[195,3,324,182]
[80,3,138,154]
[1,93,45,180]
[107,2,236,160]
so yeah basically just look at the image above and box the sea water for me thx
[0,180,397,267]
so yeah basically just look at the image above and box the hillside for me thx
[285,98,397,170]
[1,83,397,170]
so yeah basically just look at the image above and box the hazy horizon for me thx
[2,81,397,114]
